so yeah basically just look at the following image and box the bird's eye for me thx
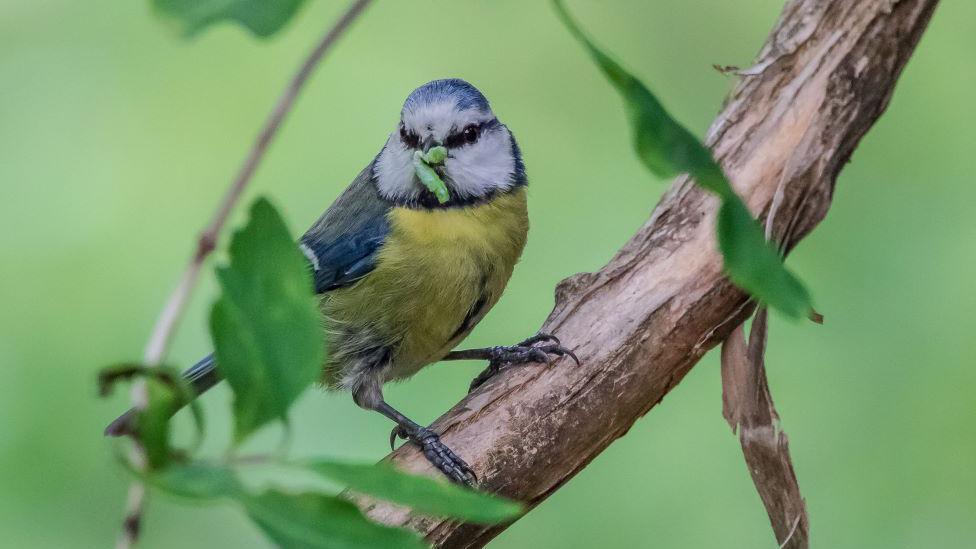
[399,125,419,148]
[462,124,479,144]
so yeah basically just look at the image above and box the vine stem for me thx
[115,1,373,547]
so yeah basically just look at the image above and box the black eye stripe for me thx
[444,118,498,148]
[444,131,469,149]
[399,124,420,148]
[400,118,499,149]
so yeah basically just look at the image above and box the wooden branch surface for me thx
[365,1,938,546]
[722,309,809,547]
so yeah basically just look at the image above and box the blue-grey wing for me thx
[105,164,392,438]
[300,163,392,294]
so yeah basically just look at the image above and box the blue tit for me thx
[107,78,576,485]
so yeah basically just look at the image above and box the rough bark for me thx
[722,309,809,548]
[365,0,939,546]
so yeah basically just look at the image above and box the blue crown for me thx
[403,79,491,114]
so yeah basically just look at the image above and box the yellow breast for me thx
[321,188,528,385]
[389,189,529,254]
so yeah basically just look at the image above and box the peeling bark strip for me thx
[722,309,809,548]
[365,1,939,546]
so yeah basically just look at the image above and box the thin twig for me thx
[115,2,372,547]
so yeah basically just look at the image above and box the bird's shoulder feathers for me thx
[300,164,392,293]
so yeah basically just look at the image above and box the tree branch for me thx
[364,0,939,546]
[114,2,372,547]
[722,308,809,548]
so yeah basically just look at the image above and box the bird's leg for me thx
[375,400,476,486]
[442,332,580,393]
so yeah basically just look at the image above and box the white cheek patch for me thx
[374,133,421,201]
[444,129,517,199]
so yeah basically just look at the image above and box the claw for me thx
[566,349,581,366]
[535,344,581,366]
[468,364,498,393]
[389,425,408,451]
[533,348,555,365]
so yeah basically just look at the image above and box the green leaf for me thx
[210,197,324,443]
[717,200,811,318]
[552,0,812,318]
[147,462,244,500]
[243,490,426,549]
[304,460,523,524]
[141,377,178,469]
[98,363,205,466]
[152,0,307,38]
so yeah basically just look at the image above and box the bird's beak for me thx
[420,137,443,164]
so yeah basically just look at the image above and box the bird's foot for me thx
[390,425,476,486]
[467,333,579,393]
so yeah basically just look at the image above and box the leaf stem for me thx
[115,2,373,547]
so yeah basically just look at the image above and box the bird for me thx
[106,78,576,485]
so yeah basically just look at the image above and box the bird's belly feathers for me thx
[320,189,528,389]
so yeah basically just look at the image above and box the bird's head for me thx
[374,79,525,206]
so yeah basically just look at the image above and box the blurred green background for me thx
[2,1,973,547]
